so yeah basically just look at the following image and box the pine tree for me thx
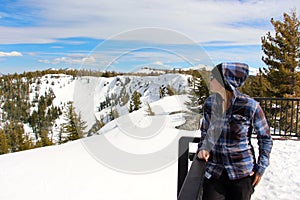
[166,85,175,96]
[38,129,53,147]
[129,91,142,112]
[159,86,165,98]
[261,10,300,97]
[4,121,20,152]
[63,102,87,142]
[240,70,271,97]
[75,112,88,138]
[20,134,34,151]
[58,126,64,144]
[186,70,209,114]
[120,87,129,106]
[146,102,155,116]
[129,101,134,113]
[87,116,105,136]
[28,110,38,139]
[0,129,10,154]
[3,120,34,152]
[109,107,119,121]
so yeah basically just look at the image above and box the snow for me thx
[0,93,299,200]
[0,95,197,200]
[24,73,191,143]
[251,140,300,200]
[0,72,299,200]
[133,67,166,74]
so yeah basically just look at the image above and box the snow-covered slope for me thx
[0,94,299,200]
[25,73,191,143]
[0,95,198,200]
[1,71,299,200]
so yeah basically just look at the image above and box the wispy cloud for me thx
[38,55,96,65]
[0,51,23,57]
[51,46,64,49]
[0,0,299,73]
[0,0,298,45]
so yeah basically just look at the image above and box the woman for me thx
[198,62,273,200]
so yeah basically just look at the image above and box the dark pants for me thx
[202,170,254,200]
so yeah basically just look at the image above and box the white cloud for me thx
[154,61,164,66]
[51,46,64,49]
[38,59,51,64]
[38,55,97,65]
[82,56,96,65]
[0,51,23,57]
[0,0,299,45]
[28,52,38,56]
[1,0,299,73]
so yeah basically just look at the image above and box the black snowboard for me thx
[177,155,206,200]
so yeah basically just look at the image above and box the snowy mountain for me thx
[0,93,299,200]
[133,66,166,74]
[23,73,192,143]
[0,71,299,200]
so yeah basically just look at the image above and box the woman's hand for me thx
[250,172,262,187]
[197,150,210,162]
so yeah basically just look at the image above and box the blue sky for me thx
[0,0,299,74]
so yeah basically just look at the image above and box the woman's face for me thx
[209,75,225,94]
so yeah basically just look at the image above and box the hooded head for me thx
[211,62,249,91]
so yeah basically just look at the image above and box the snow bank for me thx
[0,94,299,200]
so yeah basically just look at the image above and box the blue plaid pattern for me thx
[221,62,249,90]
[198,63,272,180]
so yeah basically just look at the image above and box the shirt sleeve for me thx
[198,96,225,152]
[253,103,273,176]
[198,105,210,152]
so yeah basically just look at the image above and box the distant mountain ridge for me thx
[0,69,192,151]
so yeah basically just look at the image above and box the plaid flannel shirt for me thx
[198,90,273,180]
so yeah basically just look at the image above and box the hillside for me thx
[0,95,199,200]
[0,95,299,200]
[0,70,195,152]
[0,70,299,200]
